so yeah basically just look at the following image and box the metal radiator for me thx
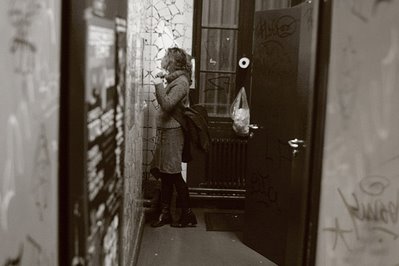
[203,137,248,189]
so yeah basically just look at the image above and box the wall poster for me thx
[85,16,122,265]
[115,17,127,184]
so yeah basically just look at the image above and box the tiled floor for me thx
[137,209,277,266]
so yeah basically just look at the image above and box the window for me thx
[193,0,292,119]
[197,0,240,118]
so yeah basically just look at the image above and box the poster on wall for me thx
[85,16,117,206]
[115,17,127,181]
[85,16,122,265]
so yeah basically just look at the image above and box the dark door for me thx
[244,2,316,265]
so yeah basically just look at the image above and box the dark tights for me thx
[160,172,190,209]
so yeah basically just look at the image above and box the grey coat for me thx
[151,71,190,174]
[155,71,190,129]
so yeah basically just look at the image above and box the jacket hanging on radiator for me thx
[171,104,211,162]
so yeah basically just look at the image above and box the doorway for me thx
[187,0,306,197]
[187,0,257,198]
[184,0,325,265]
[187,0,294,198]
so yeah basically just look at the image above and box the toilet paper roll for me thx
[239,57,250,69]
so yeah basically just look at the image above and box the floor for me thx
[136,208,277,266]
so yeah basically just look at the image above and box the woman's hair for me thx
[165,47,192,84]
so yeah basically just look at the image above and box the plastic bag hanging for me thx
[230,87,250,136]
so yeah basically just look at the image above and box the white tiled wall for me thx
[142,0,194,179]
[123,1,193,261]
[122,0,148,264]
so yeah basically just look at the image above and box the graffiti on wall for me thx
[0,0,60,264]
[323,168,399,251]
[317,0,399,265]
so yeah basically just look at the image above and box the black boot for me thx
[171,208,197,228]
[151,204,172,227]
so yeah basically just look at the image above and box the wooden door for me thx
[243,2,317,265]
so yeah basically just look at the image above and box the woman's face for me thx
[161,54,169,71]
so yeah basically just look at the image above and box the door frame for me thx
[59,0,87,264]
[302,0,332,265]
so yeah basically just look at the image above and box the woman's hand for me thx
[155,72,165,78]
[152,77,163,85]
[152,72,165,85]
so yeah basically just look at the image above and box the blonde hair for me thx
[164,47,192,84]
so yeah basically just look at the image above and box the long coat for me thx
[150,70,190,175]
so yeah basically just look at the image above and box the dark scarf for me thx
[165,70,191,84]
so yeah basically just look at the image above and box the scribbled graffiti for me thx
[31,124,51,221]
[7,0,41,74]
[323,218,353,251]
[337,36,359,124]
[2,237,54,266]
[347,0,370,22]
[338,184,399,240]
[255,40,294,85]
[254,15,298,40]
[1,0,59,263]
[359,175,390,196]
[1,74,58,228]
[2,245,23,266]
[25,235,52,265]
[8,0,59,108]
[248,137,293,214]
[318,0,399,264]
[0,116,23,231]
[8,0,58,72]
[205,76,232,93]
[249,170,280,212]
[323,175,399,251]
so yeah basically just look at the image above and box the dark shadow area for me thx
[204,211,244,231]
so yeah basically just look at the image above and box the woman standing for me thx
[150,47,197,228]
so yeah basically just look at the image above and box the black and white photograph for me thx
[1,0,399,265]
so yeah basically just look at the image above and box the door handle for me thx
[288,139,306,157]
[288,138,306,148]
[249,124,260,130]
[248,124,262,139]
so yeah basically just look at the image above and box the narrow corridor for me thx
[137,209,276,266]
[2,0,399,264]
